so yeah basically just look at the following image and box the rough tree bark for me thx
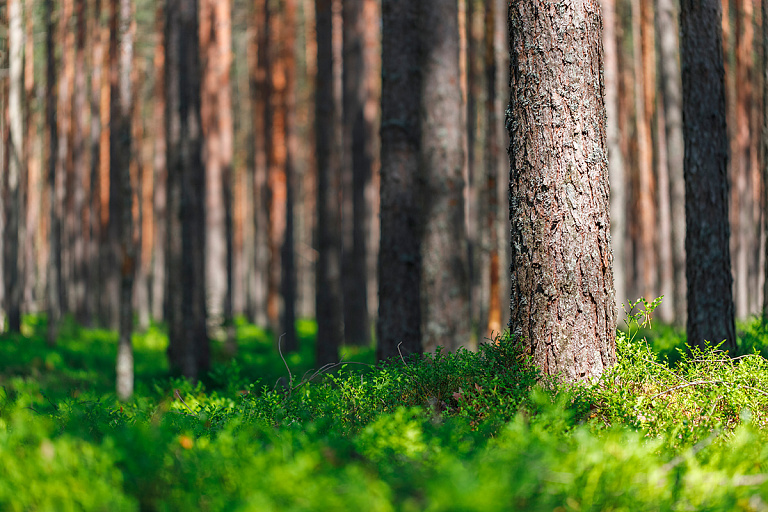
[679,0,736,351]
[508,0,617,382]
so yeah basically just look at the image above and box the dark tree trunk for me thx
[341,0,372,347]
[315,0,343,366]
[110,0,135,400]
[420,0,470,353]
[46,0,62,345]
[151,4,167,322]
[377,0,422,360]
[679,0,736,351]
[508,0,617,382]
[166,0,209,380]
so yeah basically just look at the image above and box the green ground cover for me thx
[2,302,768,511]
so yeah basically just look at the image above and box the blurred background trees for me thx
[0,0,766,373]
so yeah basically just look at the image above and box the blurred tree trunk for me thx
[599,0,626,321]
[509,0,616,381]
[733,0,755,319]
[341,0,373,347]
[466,0,482,336]
[315,0,343,365]
[657,0,687,326]
[483,0,500,340]
[71,0,88,323]
[680,0,736,351]
[4,0,24,333]
[201,0,234,337]
[421,0,470,353]
[377,0,422,360]
[279,0,298,351]
[45,0,62,345]
[249,0,270,327]
[110,0,135,401]
[631,0,657,304]
[763,0,768,321]
[151,4,167,323]
[166,0,209,380]
[23,0,40,314]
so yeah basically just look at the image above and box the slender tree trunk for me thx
[655,92,675,324]
[484,0,501,339]
[166,0,209,380]
[110,0,135,401]
[151,4,167,322]
[315,0,343,365]
[59,0,75,317]
[46,0,62,345]
[249,0,270,327]
[680,0,736,351]
[23,0,39,313]
[341,0,373,346]
[509,0,616,381]
[5,0,25,333]
[200,0,234,336]
[72,0,88,323]
[377,0,422,359]
[763,0,768,320]
[599,0,626,322]
[657,0,687,326]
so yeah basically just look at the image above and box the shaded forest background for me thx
[0,0,764,356]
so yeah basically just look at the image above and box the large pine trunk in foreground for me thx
[508,0,616,382]
[679,0,735,351]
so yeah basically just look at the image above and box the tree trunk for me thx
[45,0,62,345]
[420,0,470,353]
[5,0,24,333]
[508,0,617,382]
[166,0,209,380]
[679,0,736,351]
[201,0,234,337]
[151,4,167,323]
[657,0,687,327]
[341,0,373,347]
[599,0,626,322]
[110,0,135,401]
[377,0,422,360]
[484,0,501,339]
[763,0,768,321]
[315,0,343,365]
[249,0,270,327]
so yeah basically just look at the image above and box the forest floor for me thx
[2,305,768,510]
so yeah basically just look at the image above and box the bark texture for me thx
[508,0,617,382]
[679,0,736,350]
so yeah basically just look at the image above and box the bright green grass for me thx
[2,307,768,510]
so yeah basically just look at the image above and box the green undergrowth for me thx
[2,306,768,510]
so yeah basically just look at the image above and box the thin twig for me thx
[397,342,407,365]
[649,380,768,400]
[174,389,194,414]
[277,333,293,386]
